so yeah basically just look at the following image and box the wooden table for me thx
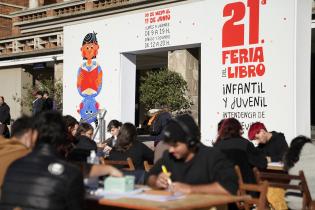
[87,193,249,210]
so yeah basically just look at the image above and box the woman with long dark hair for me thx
[107,122,153,170]
[284,136,315,210]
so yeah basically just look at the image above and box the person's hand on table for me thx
[171,182,192,194]
[156,172,171,189]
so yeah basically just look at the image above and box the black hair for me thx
[63,115,79,132]
[107,119,122,132]
[116,122,137,152]
[36,91,43,96]
[82,32,98,45]
[33,111,68,149]
[163,114,200,146]
[284,135,312,170]
[11,116,33,138]
[0,96,4,101]
[76,122,94,137]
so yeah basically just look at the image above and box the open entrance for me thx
[121,45,201,132]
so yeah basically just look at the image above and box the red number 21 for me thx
[222,0,260,48]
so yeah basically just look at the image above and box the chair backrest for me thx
[253,168,313,210]
[104,157,135,171]
[235,165,269,210]
[143,160,153,172]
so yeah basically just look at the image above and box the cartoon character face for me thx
[78,97,99,124]
[81,43,99,61]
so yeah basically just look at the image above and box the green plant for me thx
[12,79,63,113]
[139,69,192,112]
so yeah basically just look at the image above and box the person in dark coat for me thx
[0,111,84,210]
[42,91,54,111]
[68,123,97,162]
[248,122,288,162]
[32,91,44,115]
[147,114,238,195]
[149,108,172,145]
[0,96,10,138]
[214,118,267,185]
[107,122,153,170]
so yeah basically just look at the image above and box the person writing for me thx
[147,114,238,195]
[248,122,288,162]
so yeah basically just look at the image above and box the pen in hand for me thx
[161,165,173,191]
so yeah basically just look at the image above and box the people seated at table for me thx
[0,111,85,210]
[248,122,288,162]
[0,115,35,188]
[214,118,267,185]
[284,136,315,210]
[147,114,238,195]
[68,122,97,162]
[101,119,122,154]
[107,122,154,170]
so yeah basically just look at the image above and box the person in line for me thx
[248,122,288,162]
[32,90,44,115]
[0,111,84,210]
[0,96,11,138]
[107,122,154,170]
[147,114,238,195]
[284,136,315,210]
[214,118,267,185]
[0,116,36,188]
[42,90,54,111]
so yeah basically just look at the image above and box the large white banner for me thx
[64,0,311,144]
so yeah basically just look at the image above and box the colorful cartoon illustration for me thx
[77,32,103,124]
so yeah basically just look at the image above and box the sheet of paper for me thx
[268,162,284,167]
[128,191,185,202]
[94,188,185,202]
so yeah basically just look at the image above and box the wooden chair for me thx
[103,157,135,171]
[254,168,314,210]
[235,165,269,210]
[143,160,153,172]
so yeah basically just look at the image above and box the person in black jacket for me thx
[147,114,238,195]
[68,122,97,162]
[42,91,54,111]
[0,111,84,210]
[32,91,44,115]
[0,96,10,138]
[248,122,288,162]
[107,122,153,170]
[214,118,267,185]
